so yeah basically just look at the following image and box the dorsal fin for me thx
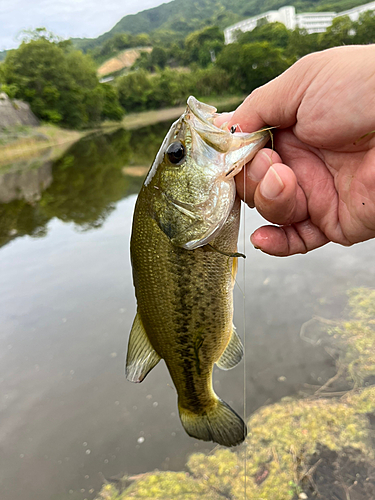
[126,312,161,383]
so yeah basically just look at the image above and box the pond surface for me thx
[1,123,375,500]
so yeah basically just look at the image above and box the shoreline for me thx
[0,96,244,166]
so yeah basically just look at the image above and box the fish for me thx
[126,96,269,447]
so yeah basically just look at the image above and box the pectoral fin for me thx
[126,312,161,383]
[216,327,243,370]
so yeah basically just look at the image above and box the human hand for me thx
[217,45,375,256]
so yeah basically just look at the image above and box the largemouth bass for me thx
[127,97,269,447]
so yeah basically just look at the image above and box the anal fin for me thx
[126,312,161,383]
[216,326,243,370]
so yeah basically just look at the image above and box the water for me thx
[1,124,375,500]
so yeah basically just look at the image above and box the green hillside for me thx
[72,0,366,53]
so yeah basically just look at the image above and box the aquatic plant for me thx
[96,287,375,499]
[328,287,375,384]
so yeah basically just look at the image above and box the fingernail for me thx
[248,160,268,182]
[260,166,284,199]
[250,233,261,249]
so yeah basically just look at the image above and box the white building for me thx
[224,6,295,43]
[295,11,336,34]
[224,1,375,43]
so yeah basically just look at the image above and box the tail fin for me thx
[178,397,247,447]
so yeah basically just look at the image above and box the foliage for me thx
[1,36,104,128]
[135,46,169,71]
[100,84,124,121]
[355,10,375,43]
[116,65,232,112]
[1,30,125,129]
[17,27,64,45]
[237,21,291,48]
[71,0,367,55]
[217,41,291,92]
[318,15,355,48]
[184,26,225,66]
[117,70,153,111]
[285,27,320,58]
[4,3,375,128]
[88,32,151,64]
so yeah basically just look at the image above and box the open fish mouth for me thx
[187,96,270,167]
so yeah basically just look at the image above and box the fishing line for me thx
[232,122,248,499]
[242,154,247,500]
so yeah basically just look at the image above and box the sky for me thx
[0,0,173,51]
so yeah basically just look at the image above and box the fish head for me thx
[144,96,269,250]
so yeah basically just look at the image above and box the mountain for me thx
[71,0,240,52]
[3,0,366,58]
[72,0,366,53]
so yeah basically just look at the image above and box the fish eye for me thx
[166,141,185,164]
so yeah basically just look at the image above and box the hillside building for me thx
[224,1,375,43]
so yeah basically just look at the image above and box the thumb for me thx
[227,54,320,132]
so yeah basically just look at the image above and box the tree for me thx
[319,16,355,49]
[354,10,375,44]
[101,84,124,121]
[286,28,320,59]
[17,27,62,44]
[1,33,106,128]
[150,46,168,69]
[116,70,153,111]
[217,41,291,92]
[237,22,291,49]
[184,26,224,67]
[133,33,151,47]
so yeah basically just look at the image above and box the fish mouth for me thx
[186,96,270,163]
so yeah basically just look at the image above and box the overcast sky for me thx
[0,0,172,51]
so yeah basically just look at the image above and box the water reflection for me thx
[0,122,171,248]
[0,157,52,204]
